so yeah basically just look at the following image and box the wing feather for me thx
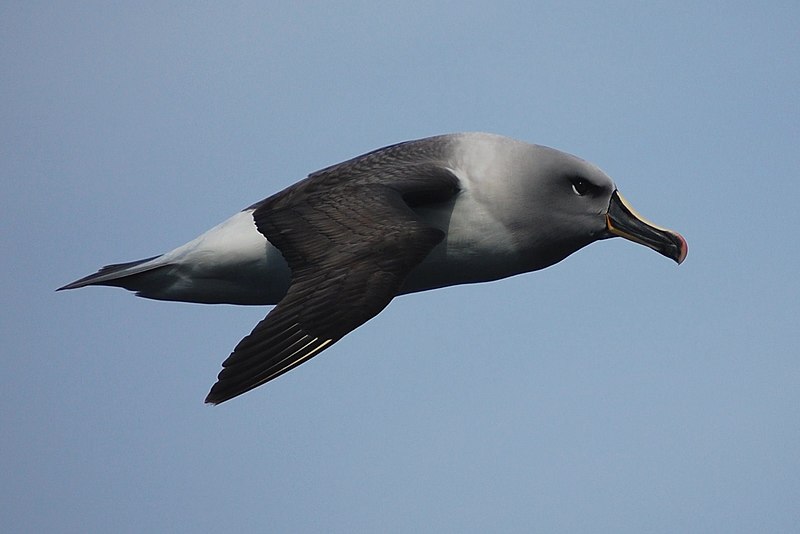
[205,141,460,404]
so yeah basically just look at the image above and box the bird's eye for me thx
[571,178,592,196]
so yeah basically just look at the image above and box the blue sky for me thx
[3,2,799,532]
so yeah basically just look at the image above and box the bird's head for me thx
[512,144,687,267]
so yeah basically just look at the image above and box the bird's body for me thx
[60,133,687,404]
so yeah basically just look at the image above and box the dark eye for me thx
[571,178,592,196]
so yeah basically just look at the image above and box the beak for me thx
[606,190,687,264]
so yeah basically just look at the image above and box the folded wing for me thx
[205,143,460,404]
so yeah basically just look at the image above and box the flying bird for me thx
[59,133,687,404]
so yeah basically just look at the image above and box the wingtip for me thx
[204,382,230,405]
[204,392,222,405]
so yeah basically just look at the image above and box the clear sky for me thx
[3,2,798,533]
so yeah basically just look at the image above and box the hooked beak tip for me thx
[674,232,688,264]
[606,191,687,265]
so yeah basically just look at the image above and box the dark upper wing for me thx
[205,145,460,404]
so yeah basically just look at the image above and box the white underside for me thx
[137,189,522,304]
[138,210,291,304]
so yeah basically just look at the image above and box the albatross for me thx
[59,132,687,404]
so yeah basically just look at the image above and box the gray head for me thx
[476,138,687,269]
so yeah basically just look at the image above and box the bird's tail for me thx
[57,255,172,294]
